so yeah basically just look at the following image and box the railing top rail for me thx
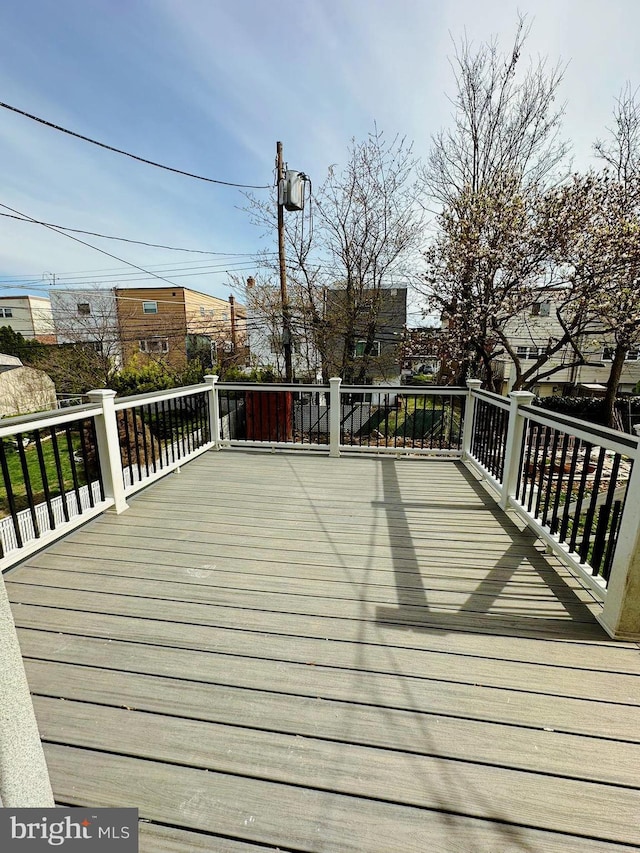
[471,388,511,410]
[114,383,208,410]
[216,382,329,393]
[340,384,467,395]
[0,403,102,437]
[522,404,639,456]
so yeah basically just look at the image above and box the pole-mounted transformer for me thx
[280,170,306,211]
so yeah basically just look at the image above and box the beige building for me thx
[0,295,56,343]
[115,287,247,369]
[496,298,640,396]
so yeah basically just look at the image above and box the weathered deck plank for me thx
[7,451,640,851]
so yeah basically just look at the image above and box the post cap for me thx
[86,388,117,400]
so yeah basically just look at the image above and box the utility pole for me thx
[276,141,293,382]
[228,294,237,359]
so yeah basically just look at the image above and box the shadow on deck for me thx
[6,450,640,852]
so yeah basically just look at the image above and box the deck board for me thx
[7,451,640,851]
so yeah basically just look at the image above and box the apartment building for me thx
[496,298,640,396]
[49,286,247,371]
[0,295,56,343]
[115,287,247,370]
[49,288,121,366]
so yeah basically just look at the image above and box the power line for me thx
[0,211,273,256]
[0,100,272,189]
[0,201,187,289]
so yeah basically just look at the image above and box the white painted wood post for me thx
[329,377,342,458]
[598,453,640,640]
[204,374,221,450]
[462,379,482,458]
[499,391,535,511]
[87,389,128,513]
[0,578,54,806]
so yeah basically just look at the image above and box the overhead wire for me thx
[0,211,275,256]
[0,100,271,189]
[0,200,202,289]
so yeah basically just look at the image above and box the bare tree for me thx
[241,129,425,382]
[419,17,572,390]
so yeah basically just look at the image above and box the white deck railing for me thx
[1,375,639,639]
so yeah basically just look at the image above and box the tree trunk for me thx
[603,344,626,428]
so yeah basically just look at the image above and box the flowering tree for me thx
[419,18,573,390]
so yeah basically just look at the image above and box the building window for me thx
[142,301,158,314]
[531,301,551,317]
[0,307,13,318]
[200,306,205,316]
[355,340,381,357]
[516,345,544,359]
[601,347,640,361]
[77,303,91,316]
[139,338,169,354]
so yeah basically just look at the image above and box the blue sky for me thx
[0,0,638,305]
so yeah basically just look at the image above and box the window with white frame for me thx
[603,347,640,361]
[142,301,158,314]
[354,340,381,357]
[531,301,551,317]
[139,337,169,354]
[0,307,13,318]
[516,345,544,359]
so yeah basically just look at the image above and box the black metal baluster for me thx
[139,406,151,475]
[152,402,162,469]
[158,400,169,463]
[166,399,177,462]
[49,427,70,522]
[515,421,528,501]
[131,408,143,481]
[568,442,593,553]
[64,426,82,515]
[77,419,95,507]
[541,428,560,528]
[579,446,607,564]
[0,439,23,548]
[588,452,622,575]
[534,426,552,519]
[121,410,134,482]
[177,398,187,457]
[526,424,544,513]
[549,433,570,534]
[558,439,581,544]
[88,418,105,501]
[517,421,533,504]
[16,433,39,537]
[602,500,623,583]
[34,430,56,529]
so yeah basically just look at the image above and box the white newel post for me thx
[598,453,640,640]
[462,379,482,458]
[204,374,221,450]
[499,391,535,511]
[87,389,128,514]
[0,579,54,806]
[329,377,342,458]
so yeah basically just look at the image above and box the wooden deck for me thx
[6,450,640,852]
